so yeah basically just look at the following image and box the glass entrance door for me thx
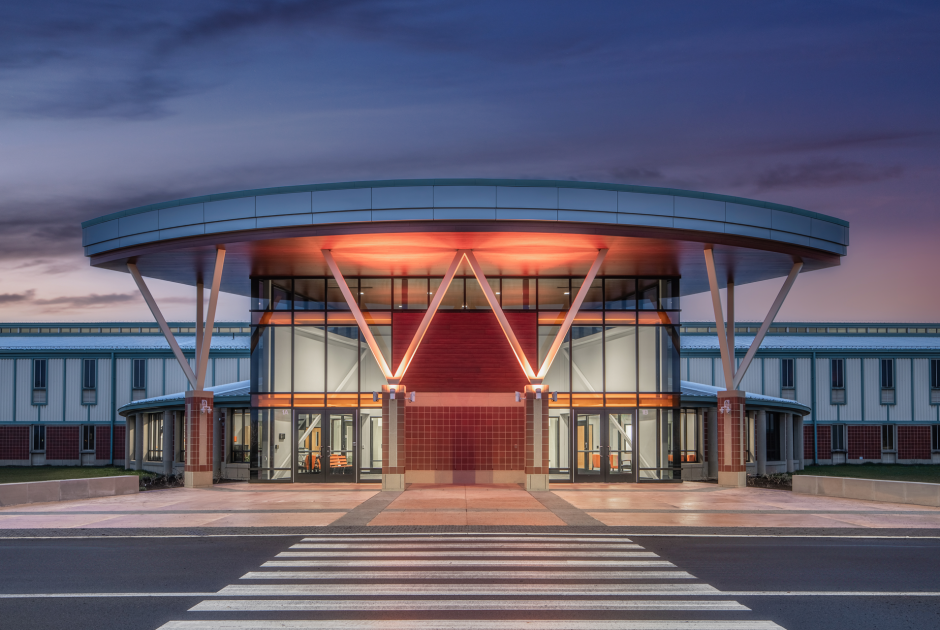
[574,409,635,482]
[294,409,356,482]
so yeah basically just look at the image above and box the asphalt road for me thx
[0,533,937,630]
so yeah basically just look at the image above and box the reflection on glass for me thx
[605,326,636,392]
[327,327,359,392]
[359,409,383,480]
[327,279,353,310]
[361,326,391,392]
[571,327,603,392]
[465,278,498,310]
[293,327,325,392]
[605,279,636,310]
[296,412,323,476]
[576,414,602,476]
[638,279,658,309]
[430,277,464,309]
[538,278,570,310]
[549,412,570,481]
[251,408,292,480]
[608,412,634,476]
[330,413,354,476]
[394,278,428,310]
[637,408,677,480]
[539,325,569,392]
[231,409,251,463]
[359,278,391,311]
[572,279,603,309]
[294,279,326,310]
[501,278,533,310]
[254,326,292,393]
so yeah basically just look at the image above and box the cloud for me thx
[0,289,35,304]
[32,292,140,310]
[752,158,904,191]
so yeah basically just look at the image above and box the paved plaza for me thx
[2,481,940,531]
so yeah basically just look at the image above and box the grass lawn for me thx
[0,466,154,485]
[796,464,940,484]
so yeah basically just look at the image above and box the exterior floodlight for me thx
[409,391,416,402]
[552,391,558,402]
[372,391,378,402]
[514,391,521,402]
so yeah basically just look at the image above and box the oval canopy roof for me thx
[82,179,849,296]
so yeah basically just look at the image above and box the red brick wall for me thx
[47,425,79,460]
[405,406,525,470]
[94,425,125,461]
[814,425,831,460]
[393,311,537,392]
[0,426,29,460]
[114,424,126,461]
[898,425,931,460]
[848,425,881,460]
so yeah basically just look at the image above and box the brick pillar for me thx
[381,387,405,491]
[525,389,549,491]
[184,391,214,488]
[717,390,746,487]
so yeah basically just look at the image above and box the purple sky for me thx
[1,1,937,323]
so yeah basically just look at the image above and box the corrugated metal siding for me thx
[214,358,239,385]
[89,359,112,423]
[863,358,886,421]
[844,358,863,421]
[763,359,780,398]
[165,359,188,394]
[713,358,725,388]
[15,359,33,421]
[680,359,688,381]
[913,358,932,420]
[0,359,14,422]
[738,357,762,394]
[795,357,812,420]
[64,358,84,421]
[115,358,132,409]
[45,358,64,421]
[148,358,163,396]
[815,358,836,421]
[894,358,912,421]
[202,359,213,388]
[688,358,711,385]
[238,358,249,382]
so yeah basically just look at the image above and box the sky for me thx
[0,0,938,323]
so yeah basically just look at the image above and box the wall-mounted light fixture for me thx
[409,391,416,403]
[514,391,521,403]
[372,391,378,402]
[552,391,558,402]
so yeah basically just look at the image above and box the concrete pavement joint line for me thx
[528,491,606,526]
[328,490,402,527]
[188,600,750,611]
[216,584,720,595]
[282,549,647,557]
[159,624,781,630]
[262,561,678,567]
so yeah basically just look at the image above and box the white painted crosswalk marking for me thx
[155,532,787,630]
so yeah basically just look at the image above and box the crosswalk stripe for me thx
[161,621,784,629]
[291,542,644,549]
[299,536,634,543]
[277,551,660,559]
[240,570,696,580]
[262,559,678,567]
[216,583,719,596]
[189,599,749,612]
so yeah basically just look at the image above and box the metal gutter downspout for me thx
[812,351,818,465]
[110,352,116,466]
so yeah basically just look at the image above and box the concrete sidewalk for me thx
[2,481,940,531]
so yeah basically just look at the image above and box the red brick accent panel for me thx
[114,424,126,461]
[405,406,524,471]
[717,393,746,473]
[96,426,110,460]
[393,311,537,392]
[185,393,214,473]
[814,425,832,460]
[525,394,549,475]
[898,425,931,460]
[848,425,881,460]
[47,425,79,460]
[0,426,29,460]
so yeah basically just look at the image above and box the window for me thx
[81,425,95,452]
[932,425,940,452]
[830,358,845,405]
[146,413,163,462]
[781,359,795,400]
[880,359,895,404]
[132,359,147,401]
[766,413,781,461]
[832,424,846,452]
[31,425,45,452]
[931,360,940,405]
[32,359,47,405]
[82,359,97,405]
[231,409,251,463]
[881,424,896,451]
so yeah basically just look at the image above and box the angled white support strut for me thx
[196,248,226,390]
